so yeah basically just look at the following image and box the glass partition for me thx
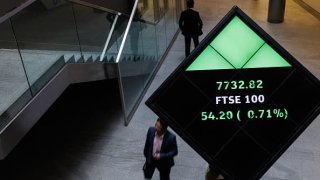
[122,20,144,57]
[118,0,185,125]
[0,19,32,129]
[106,14,130,61]
[155,8,167,59]
[11,2,80,94]
[141,22,158,59]
[118,18,158,123]
[165,0,177,46]
[73,4,116,61]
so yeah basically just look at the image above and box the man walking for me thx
[143,118,178,180]
[179,0,203,57]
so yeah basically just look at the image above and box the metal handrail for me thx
[0,0,36,24]
[115,0,138,63]
[100,12,121,62]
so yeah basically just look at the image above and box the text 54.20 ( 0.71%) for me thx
[201,108,288,122]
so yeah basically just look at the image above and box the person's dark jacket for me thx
[179,8,203,36]
[144,127,178,167]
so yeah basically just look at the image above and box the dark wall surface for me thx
[0,0,28,17]
[72,0,134,15]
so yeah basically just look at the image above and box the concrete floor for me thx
[0,0,319,179]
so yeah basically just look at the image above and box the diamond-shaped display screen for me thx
[146,6,320,180]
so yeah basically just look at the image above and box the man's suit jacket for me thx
[144,127,178,167]
[179,8,203,36]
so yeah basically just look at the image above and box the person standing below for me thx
[179,0,203,57]
[143,118,178,180]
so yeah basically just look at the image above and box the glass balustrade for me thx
[0,1,117,130]
[0,19,32,129]
[117,0,185,125]
[0,0,185,129]
[73,4,118,62]
[10,2,81,94]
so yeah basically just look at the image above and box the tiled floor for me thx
[0,0,319,180]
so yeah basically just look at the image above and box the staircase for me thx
[0,0,181,160]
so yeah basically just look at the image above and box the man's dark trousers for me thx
[144,160,171,180]
[184,34,199,57]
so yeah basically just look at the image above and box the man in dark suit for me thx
[179,0,203,57]
[143,118,178,180]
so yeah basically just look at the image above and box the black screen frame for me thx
[146,6,320,180]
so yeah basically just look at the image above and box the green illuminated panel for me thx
[186,47,235,71]
[210,16,264,68]
[185,15,292,71]
[243,44,291,68]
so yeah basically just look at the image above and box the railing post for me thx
[268,0,286,23]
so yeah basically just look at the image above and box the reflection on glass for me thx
[0,20,32,129]
[107,15,129,61]
[120,20,158,117]
[155,15,167,59]
[140,22,158,87]
[118,0,184,124]
[123,20,143,57]
[141,23,157,58]
[165,0,176,47]
[119,16,146,121]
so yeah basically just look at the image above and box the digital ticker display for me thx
[146,6,320,180]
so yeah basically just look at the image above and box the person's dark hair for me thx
[187,0,194,8]
[157,118,168,130]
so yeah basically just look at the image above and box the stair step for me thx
[67,56,76,63]
[77,57,85,63]
[86,56,93,63]
[109,56,115,62]
[102,56,109,62]
[94,56,101,62]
